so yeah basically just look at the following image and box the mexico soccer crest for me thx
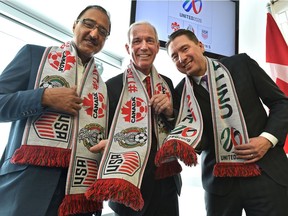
[78,123,105,149]
[113,127,148,148]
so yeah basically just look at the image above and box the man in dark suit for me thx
[91,21,181,216]
[165,29,288,216]
[0,5,111,216]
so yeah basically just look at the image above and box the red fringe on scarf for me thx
[58,194,103,216]
[10,145,71,167]
[85,178,144,211]
[155,140,198,167]
[213,163,261,177]
[155,159,182,179]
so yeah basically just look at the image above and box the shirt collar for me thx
[137,70,151,82]
[191,70,208,85]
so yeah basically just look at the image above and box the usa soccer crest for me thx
[78,123,105,149]
[113,127,148,148]
[72,157,98,187]
[33,112,72,142]
[104,151,141,176]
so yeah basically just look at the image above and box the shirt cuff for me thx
[166,117,175,121]
[260,132,278,147]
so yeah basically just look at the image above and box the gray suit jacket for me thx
[175,53,288,195]
[0,44,64,216]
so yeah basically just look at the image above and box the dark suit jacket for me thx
[175,53,288,195]
[106,72,181,215]
[0,45,64,215]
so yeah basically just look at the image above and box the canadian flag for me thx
[266,12,288,154]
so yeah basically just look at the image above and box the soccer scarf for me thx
[11,42,108,215]
[156,57,261,177]
[155,75,201,168]
[85,61,177,211]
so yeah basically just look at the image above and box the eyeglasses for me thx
[76,18,110,38]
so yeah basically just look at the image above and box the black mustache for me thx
[86,36,99,46]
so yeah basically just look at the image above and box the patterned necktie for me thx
[145,76,152,98]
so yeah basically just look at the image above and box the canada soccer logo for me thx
[171,22,180,32]
[121,97,148,123]
[82,92,106,118]
[154,83,171,99]
[48,50,76,72]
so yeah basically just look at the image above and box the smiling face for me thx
[125,23,160,75]
[167,34,207,77]
[72,8,110,64]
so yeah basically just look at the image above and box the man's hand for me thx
[42,86,82,116]
[233,136,273,163]
[150,93,173,117]
[89,139,108,154]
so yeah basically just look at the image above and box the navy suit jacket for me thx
[0,45,64,215]
[175,53,288,195]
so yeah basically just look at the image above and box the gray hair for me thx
[127,21,159,43]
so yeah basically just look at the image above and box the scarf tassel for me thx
[213,163,261,177]
[58,194,103,216]
[85,178,144,211]
[11,145,71,167]
[155,159,182,179]
[155,140,198,167]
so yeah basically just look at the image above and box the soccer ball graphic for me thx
[97,93,106,118]
[40,81,54,88]
[135,97,148,121]
[134,132,148,143]
[48,51,62,70]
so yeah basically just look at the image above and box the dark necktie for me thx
[145,76,152,98]
[200,75,209,91]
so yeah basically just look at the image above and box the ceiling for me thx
[2,0,133,65]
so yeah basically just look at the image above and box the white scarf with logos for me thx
[85,61,178,211]
[156,57,261,177]
[11,42,108,215]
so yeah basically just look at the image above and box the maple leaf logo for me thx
[64,51,76,71]
[83,93,94,116]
